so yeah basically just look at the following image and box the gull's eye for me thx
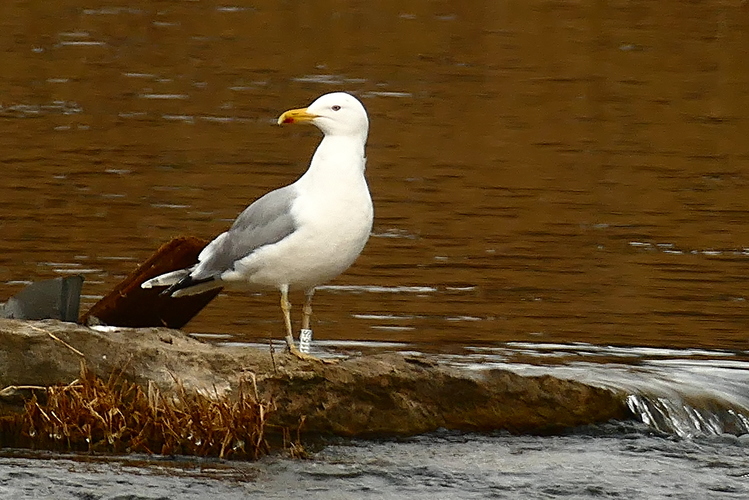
[332,105,341,111]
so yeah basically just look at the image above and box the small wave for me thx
[626,394,749,438]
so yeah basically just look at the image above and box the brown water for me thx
[2,0,749,352]
[3,4,749,497]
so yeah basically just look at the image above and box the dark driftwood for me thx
[81,236,221,329]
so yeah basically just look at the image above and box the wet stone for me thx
[0,319,629,443]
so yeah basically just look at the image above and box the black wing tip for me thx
[161,275,217,297]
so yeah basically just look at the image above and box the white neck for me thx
[297,134,367,189]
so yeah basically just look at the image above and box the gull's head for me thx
[277,92,369,138]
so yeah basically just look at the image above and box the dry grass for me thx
[21,363,275,460]
[283,415,309,459]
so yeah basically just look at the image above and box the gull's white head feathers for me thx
[278,92,368,139]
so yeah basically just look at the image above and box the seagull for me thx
[142,92,373,358]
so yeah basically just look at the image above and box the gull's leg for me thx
[301,287,315,330]
[280,284,296,351]
[299,288,315,352]
[281,285,325,362]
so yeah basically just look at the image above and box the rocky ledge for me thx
[0,319,628,438]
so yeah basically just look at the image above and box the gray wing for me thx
[190,185,298,280]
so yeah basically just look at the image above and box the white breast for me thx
[225,140,373,291]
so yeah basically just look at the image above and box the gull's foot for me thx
[287,343,337,364]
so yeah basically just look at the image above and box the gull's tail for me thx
[142,268,223,298]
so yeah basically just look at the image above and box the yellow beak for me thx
[277,107,318,125]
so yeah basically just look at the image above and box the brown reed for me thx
[21,362,275,460]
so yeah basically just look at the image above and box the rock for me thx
[0,319,628,437]
[0,276,83,322]
[264,356,628,436]
[0,319,257,401]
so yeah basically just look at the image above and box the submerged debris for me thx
[0,276,83,322]
[19,363,274,460]
[82,236,221,329]
[1,237,219,328]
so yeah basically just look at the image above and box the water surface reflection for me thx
[1,1,749,352]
